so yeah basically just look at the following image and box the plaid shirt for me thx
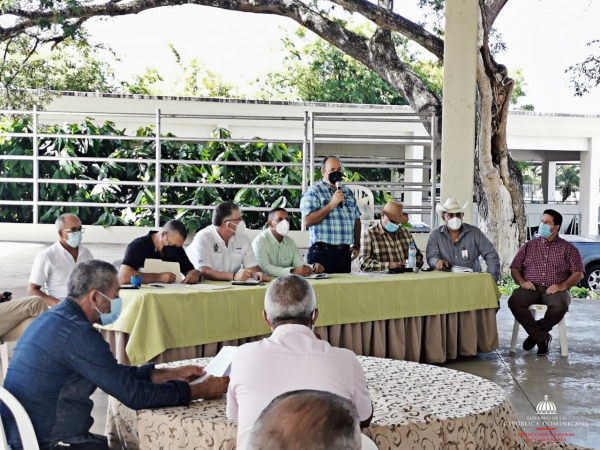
[358,222,423,271]
[300,181,361,245]
[510,236,584,287]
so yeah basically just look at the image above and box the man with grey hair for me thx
[227,275,372,437]
[120,219,202,284]
[247,390,362,450]
[29,213,94,306]
[2,260,229,450]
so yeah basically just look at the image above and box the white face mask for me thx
[275,219,290,236]
[447,217,462,231]
[232,220,246,235]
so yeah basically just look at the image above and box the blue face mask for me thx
[384,220,400,233]
[96,294,123,325]
[66,232,82,248]
[538,223,554,238]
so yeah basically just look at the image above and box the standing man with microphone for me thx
[300,156,362,273]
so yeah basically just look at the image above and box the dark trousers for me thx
[307,243,352,274]
[508,286,570,343]
[47,434,110,450]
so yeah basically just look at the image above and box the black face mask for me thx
[327,171,343,184]
[162,246,179,260]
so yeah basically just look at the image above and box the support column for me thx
[405,145,424,222]
[541,161,556,203]
[439,0,479,223]
[579,138,600,235]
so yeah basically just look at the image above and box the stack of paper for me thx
[190,346,238,385]
[451,265,474,273]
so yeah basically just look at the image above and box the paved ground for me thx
[1,241,598,448]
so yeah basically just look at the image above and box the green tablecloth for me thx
[100,272,500,365]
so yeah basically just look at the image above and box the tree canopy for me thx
[1,0,529,272]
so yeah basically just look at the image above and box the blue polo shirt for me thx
[300,181,361,246]
[1,298,190,450]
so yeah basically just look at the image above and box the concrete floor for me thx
[1,241,598,448]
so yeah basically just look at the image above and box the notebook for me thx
[142,260,183,283]
[451,265,474,274]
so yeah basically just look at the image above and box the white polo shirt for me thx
[29,241,94,300]
[226,324,372,436]
[186,225,258,273]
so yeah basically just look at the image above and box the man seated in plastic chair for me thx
[508,209,584,356]
[246,390,363,450]
[0,293,47,344]
[226,275,372,437]
[1,260,229,450]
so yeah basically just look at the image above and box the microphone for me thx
[335,182,343,208]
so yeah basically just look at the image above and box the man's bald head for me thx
[247,390,361,450]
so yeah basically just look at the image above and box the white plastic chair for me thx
[0,342,16,380]
[509,304,568,356]
[0,385,40,450]
[346,185,374,221]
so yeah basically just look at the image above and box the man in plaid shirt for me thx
[300,156,361,273]
[508,209,584,356]
[359,201,423,272]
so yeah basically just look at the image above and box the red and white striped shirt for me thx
[510,236,584,287]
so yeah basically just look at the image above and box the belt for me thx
[314,242,350,251]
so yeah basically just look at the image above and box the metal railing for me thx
[0,107,437,226]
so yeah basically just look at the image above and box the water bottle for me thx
[408,242,417,268]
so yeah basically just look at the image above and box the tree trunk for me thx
[474,43,526,275]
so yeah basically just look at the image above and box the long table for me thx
[106,356,588,450]
[100,272,500,365]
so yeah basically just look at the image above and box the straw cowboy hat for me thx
[435,197,468,215]
[381,201,407,224]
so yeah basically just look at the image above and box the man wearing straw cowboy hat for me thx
[358,201,423,272]
[426,197,500,281]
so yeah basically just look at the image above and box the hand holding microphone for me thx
[332,182,345,208]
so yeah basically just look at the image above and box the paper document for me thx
[190,346,238,385]
[184,284,232,291]
[149,283,187,288]
[231,279,261,285]
[451,266,474,274]
[305,273,329,279]
[143,260,183,282]
[351,271,391,277]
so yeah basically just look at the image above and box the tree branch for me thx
[329,0,443,60]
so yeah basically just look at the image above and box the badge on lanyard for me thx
[462,248,469,260]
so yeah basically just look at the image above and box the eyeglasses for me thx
[62,228,85,234]
[225,217,243,223]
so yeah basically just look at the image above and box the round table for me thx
[106,356,533,450]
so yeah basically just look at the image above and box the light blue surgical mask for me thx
[96,292,123,325]
[66,232,82,248]
[384,220,400,233]
[538,223,554,239]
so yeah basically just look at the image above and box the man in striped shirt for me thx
[359,201,423,272]
[508,209,584,356]
[300,156,361,273]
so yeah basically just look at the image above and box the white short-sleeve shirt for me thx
[28,241,94,300]
[226,324,372,436]
[186,225,258,273]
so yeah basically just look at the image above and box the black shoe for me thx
[523,336,536,351]
[537,334,552,356]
